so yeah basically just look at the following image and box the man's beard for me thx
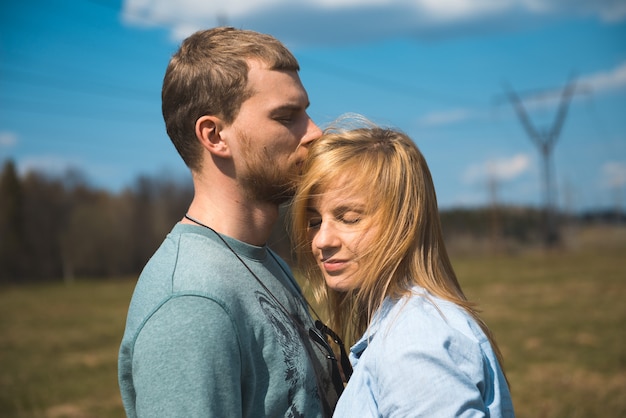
[239,142,298,205]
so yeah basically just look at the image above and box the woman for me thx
[291,117,515,417]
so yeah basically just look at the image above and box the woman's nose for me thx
[312,221,339,250]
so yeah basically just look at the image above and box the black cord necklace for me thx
[183,213,352,389]
[185,213,303,317]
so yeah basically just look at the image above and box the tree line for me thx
[0,160,193,284]
[1,159,621,284]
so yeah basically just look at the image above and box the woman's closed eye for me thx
[338,210,362,225]
[307,217,322,229]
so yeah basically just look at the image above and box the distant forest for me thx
[1,159,623,283]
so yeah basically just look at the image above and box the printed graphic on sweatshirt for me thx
[257,290,314,418]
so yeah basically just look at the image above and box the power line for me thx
[0,65,156,103]
[0,95,159,124]
[302,56,474,106]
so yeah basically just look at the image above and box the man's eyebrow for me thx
[271,101,310,113]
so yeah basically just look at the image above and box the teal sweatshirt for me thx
[118,223,337,417]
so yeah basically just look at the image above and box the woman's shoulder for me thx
[379,287,488,347]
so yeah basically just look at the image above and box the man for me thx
[118,27,339,417]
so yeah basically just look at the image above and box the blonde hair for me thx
[291,116,507,377]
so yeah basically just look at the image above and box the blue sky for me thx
[1,0,625,212]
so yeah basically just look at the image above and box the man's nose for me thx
[302,116,322,146]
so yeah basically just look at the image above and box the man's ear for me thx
[195,115,231,158]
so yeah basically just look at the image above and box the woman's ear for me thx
[195,115,231,158]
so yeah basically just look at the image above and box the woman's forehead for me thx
[311,175,375,207]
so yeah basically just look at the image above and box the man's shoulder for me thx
[141,225,246,287]
[127,226,256,323]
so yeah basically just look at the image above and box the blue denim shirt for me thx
[334,286,515,417]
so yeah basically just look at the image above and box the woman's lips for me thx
[322,259,347,273]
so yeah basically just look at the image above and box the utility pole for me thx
[503,77,577,248]
[487,171,502,253]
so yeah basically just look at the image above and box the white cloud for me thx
[487,154,532,180]
[464,153,532,183]
[504,61,626,115]
[418,108,471,126]
[602,161,626,188]
[416,0,509,22]
[121,0,626,44]
[595,0,626,22]
[18,155,84,177]
[314,0,393,8]
[0,131,18,148]
[579,61,626,94]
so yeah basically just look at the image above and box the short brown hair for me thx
[162,27,300,170]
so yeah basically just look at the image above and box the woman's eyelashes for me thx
[307,217,322,229]
[306,210,363,229]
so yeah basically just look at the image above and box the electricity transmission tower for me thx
[503,77,577,247]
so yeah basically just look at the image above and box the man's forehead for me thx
[246,64,308,106]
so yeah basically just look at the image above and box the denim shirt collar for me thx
[349,295,400,362]
[349,286,429,363]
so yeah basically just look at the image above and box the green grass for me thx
[1,225,624,417]
[454,225,626,418]
[0,279,134,418]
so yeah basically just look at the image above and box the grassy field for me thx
[1,225,624,417]
[455,225,626,418]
